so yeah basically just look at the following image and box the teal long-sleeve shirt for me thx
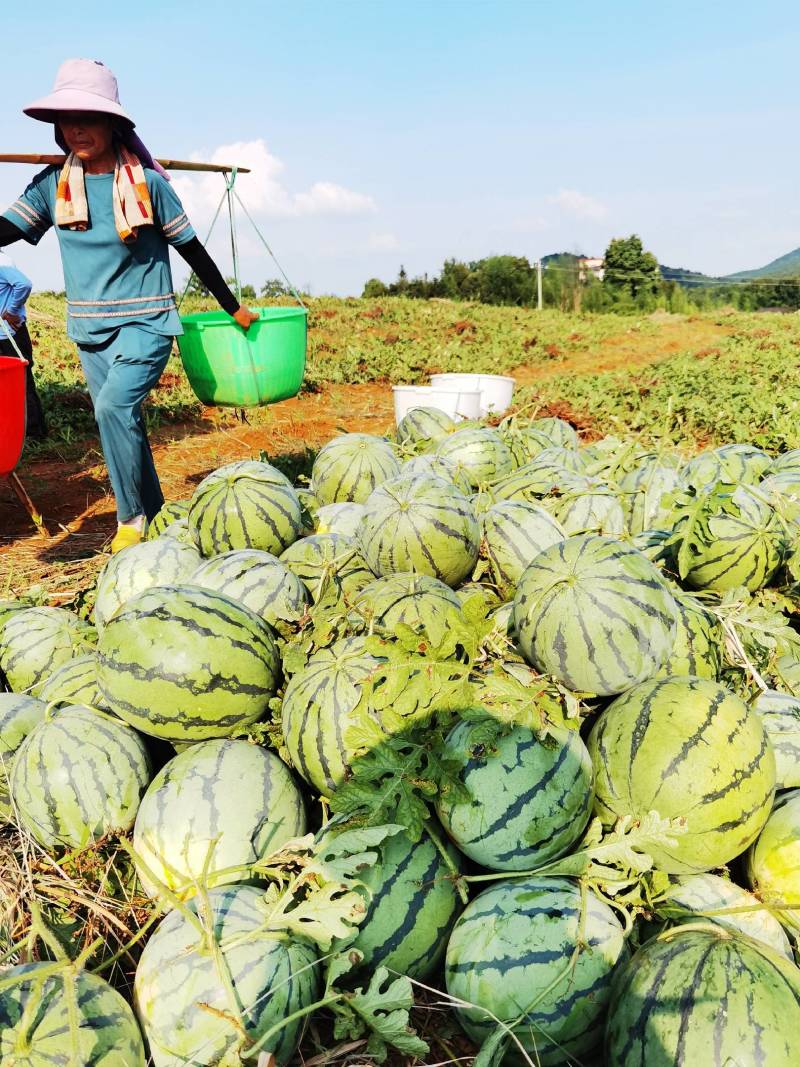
[0,252,32,336]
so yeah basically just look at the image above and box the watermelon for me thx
[330,824,461,980]
[189,549,308,634]
[133,739,305,897]
[605,926,800,1066]
[0,963,145,1065]
[10,704,151,849]
[97,586,280,741]
[554,478,627,537]
[37,652,108,709]
[446,876,626,1066]
[498,420,555,465]
[490,458,586,504]
[312,433,400,504]
[281,637,384,795]
[155,518,193,543]
[146,500,190,540]
[770,449,800,476]
[683,442,772,488]
[436,719,594,871]
[0,693,46,817]
[747,789,800,921]
[94,538,201,630]
[315,502,366,537]
[529,416,579,449]
[295,485,319,531]
[280,532,374,609]
[396,406,455,449]
[359,474,480,588]
[621,463,682,535]
[455,581,503,612]
[0,606,96,696]
[658,592,723,680]
[759,469,800,525]
[670,483,786,593]
[654,873,792,959]
[513,535,679,696]
[188,460,303,557]
[588,676,776,873]
[134,884,319,1066]
[632,526,673,563]
[401,453,473,494]
[754,689,800,789]
[481,500,565,601]
[353,573,461,640]
[435,427,515,488]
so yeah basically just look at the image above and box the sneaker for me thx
[110,526,144,554]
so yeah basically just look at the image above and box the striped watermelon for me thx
[37,652,108,709]
[435,428,515,488]
[97,586,280,741]
[683,443,772,488]
[770,448,800,476]
[654,873,792,959]
[658,592,723,680]
[10,704,152,849]
[189,549,308,634]
[605,926,800,1066]
[632,526,673,563]
[456,581,503,612]
[0,963,145,1065]
[530,416,579,449]
[671,483,786,593]
[295,486,319,531]
[280,532,374,609]
[588,676,776,873]
[312,433,400,504]
[0,693,46,817]
[436,719,594,871]
[621,462,682,535]
[315,502,366,537]
[498,420,555,465]
[155,518,193,543]
[446,876,626,1066]
[512,535,679,696]
[747,789,800,920]
[396,406,455,449]
[353,573,461,639]
[332,824,461,980]
[401,454,473,495]
[554,478,627,537]
[775,651,800,696]
[760,469,800,526]
[134,884,319,1066]
[94,538,202,631]
[481,500,565,601]
[146,500,190,540]
[0,606,96,696]
[754,689,800,789]
[490,458,586,504]
[133,739,305,897]
[281,637,384,795]
[359,474,480,588]
[188,460,303,557]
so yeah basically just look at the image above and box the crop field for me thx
[3,297,800,1065]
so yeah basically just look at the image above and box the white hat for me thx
[23,58,135,126]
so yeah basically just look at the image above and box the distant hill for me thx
[724,247,800,281]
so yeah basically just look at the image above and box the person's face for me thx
[58,112,114,161]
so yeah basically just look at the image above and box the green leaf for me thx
[330,964,429,1062]
[261,880,366,951]
[311,824,406,884]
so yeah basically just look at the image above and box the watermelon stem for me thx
[424,821,469,904]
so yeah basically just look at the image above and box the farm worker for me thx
[0,58,257,552]
[0,250,47,440]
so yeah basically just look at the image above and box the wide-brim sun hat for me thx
[23,58,135,126]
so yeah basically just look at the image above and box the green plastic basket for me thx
[177,306,307,407]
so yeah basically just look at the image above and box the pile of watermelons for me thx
[2,407,800,1065]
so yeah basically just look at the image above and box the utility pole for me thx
[536,259,543,310]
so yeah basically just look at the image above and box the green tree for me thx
[362,278,388,298]
[261,278,291,298]
[603,235,661,298]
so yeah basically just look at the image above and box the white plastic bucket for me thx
[429,373,516,415]
[392,385,482,425]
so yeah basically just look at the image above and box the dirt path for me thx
[0,316,734,595]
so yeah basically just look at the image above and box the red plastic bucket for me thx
[0,356,28,476]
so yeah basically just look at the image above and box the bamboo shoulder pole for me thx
[0,154,250,174]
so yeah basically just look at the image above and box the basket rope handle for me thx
[0,314,28,361]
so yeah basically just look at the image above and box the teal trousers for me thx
[78,327,172,523]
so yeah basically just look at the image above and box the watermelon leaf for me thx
[312,823,406,884]
[327,958,429,1062]
[261,879,366,951]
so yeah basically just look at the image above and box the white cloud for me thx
[171,139,376,223]
[548,189,608,222]
[367,231,400,251]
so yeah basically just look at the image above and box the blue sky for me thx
[2,0,799,295]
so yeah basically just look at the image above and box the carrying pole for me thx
[0,154,250,174]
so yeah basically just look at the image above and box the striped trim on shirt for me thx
[9,199,49,233]
[66,292,177,319]
[162,211,191,240]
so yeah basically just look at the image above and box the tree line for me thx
[361,236,800,313]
